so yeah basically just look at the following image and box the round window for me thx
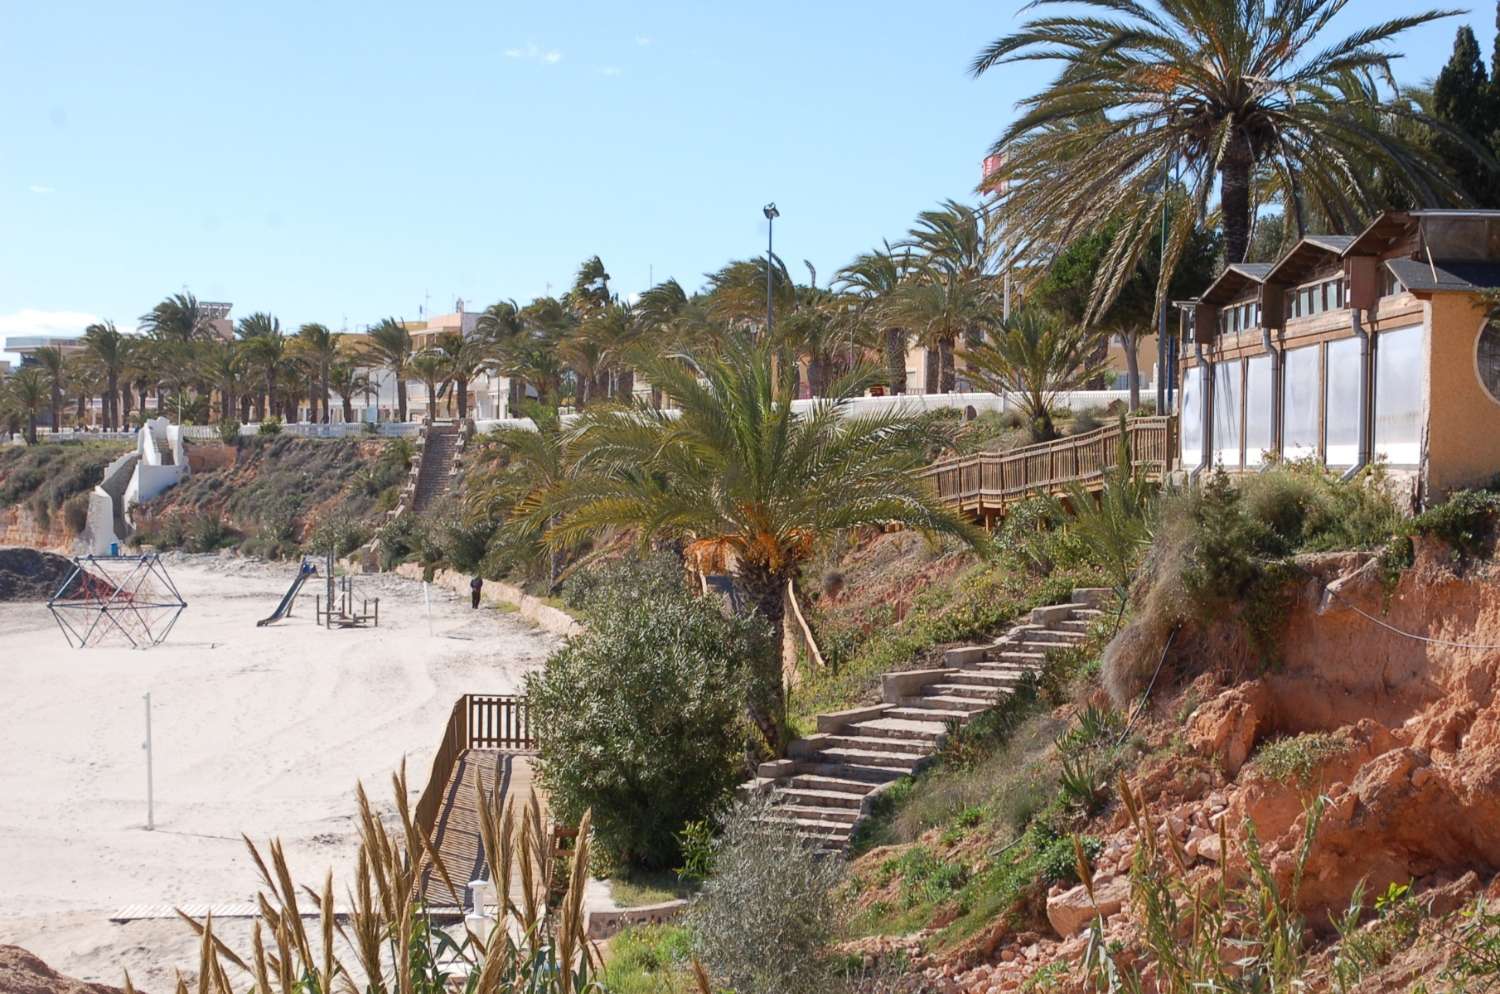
[1480,316,1500,406]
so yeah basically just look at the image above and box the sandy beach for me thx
[0,552,558,990]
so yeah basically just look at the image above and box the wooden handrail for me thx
[921,415,1177,516]
[413,693,537,842]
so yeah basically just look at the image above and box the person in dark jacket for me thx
[470,575,483,609]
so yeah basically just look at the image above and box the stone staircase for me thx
[411,423,461,515]
[745,588,1111,854]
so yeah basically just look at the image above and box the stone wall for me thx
[391,563,582,638]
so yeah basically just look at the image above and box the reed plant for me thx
[134,765,675,994]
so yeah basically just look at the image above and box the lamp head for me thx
[763,203,779,220]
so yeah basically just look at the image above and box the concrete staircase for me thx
[411,423,462,515]
[745,588,1111,854]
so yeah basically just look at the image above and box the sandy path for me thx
[0,552,559,989]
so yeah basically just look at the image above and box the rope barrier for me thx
[1325,587,1500,652]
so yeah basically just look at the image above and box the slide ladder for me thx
[256,560,317,627]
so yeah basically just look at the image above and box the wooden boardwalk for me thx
[419,750,534,909]
[922,415,1177,522]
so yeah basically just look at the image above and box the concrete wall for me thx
[391,562,581,638]
[1425,294,1500,500]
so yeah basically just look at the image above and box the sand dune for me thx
[0,552,557,990]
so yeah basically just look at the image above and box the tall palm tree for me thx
[888,272,995,394]
[8,368,47,443]
[434,331,491,419]
[30,346,66,431]
[329,360,370,424]
[408,350,448,423]
[237,313,287,420]
[975,2,1467,305]
[540,337,983,747]
[361,318,414,422]
[82,321,128,430]
[196,339,245,423]
[64,354,98,427]
[961,309,1111,442]
[463,409,577,589]
[139,292,211,344]
[295,323,338,424]
[475,299,526,413]
[902,202,1002,392]
[837,243,914,396]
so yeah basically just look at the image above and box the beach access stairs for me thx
[743,588,1112,854]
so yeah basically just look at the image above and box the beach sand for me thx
[0,552,558,990]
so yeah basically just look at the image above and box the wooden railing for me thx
[922,415,1177,518]
[413,693,535,841]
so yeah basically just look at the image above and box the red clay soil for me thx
[856,538,1500,993]
[0,947,130,994]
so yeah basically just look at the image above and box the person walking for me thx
[470,575,483,609]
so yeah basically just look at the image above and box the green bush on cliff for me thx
[527,557,769,868]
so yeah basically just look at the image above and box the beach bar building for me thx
[1176,210,1500,506]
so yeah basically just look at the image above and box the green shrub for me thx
[1413,488,1500,560]
[305,512,370,559]
[217,418,242,444]
[676,819,716,883]
[257,416,283,436]
[599,925,696,994]
[185,510,234,553]
[1249,732,1349,787]
[62,493,90,534]
[528,557,768,868]
[685,796,846,994]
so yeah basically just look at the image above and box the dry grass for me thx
[143,765,680,994]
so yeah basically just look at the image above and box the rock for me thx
[1196,833,1224,863]
[1046,873,1130,937]
[1187,682,1271,776]
[0,947,130,994]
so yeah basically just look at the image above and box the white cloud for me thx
[599,65,622,77]
[635,35,653,46]
[28,184,54,194]
[0,309,102,338]
[504,42,563,64]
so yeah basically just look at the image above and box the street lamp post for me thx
[763,203,779,337]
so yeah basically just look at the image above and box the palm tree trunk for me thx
[885,328,907,394]
[1220,139,1254,265]
[938,337,957,393]
[321,366,331,424]
[121,387,133,426]
[1121,331,1141,411]
[342,393,354,423]
[457,377,469,419]
[397,378,408,423]
[27,414,37,445]
[733,562,790,755]
[426,386,437,422]
[50,387,61,432]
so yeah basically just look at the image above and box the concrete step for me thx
[755,815,854,840]
[770,803,861,825]
[1072,588,1114,608]
[846,717,948,742]
[814,747,925,770]
[924,683,1009,701]
[884,705,972,725]
[798,763,909,784]
[990,650,1048,665]
[774,786,866,809]
[788,772,886,794]
[1071,607,1105,619]
[903,694,991,713]
[1023,629,1088,644]
[943,670,1025,688]
[1015,640,1076,655]
[1056,619,1093,633]
[822,734,931,755]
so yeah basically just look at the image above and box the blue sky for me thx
[1,1,1493,354]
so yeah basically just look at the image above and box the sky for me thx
[2,1,1495,360]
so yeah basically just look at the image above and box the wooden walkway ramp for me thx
[414,694,536,912]
[922,415,1177,522]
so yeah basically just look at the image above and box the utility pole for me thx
[143,692,155,831]
[763,204,779,337]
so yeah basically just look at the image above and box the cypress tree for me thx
[1434,23,1499,205]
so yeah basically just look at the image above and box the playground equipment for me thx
[314,550,379,628]
[47,554,187,649]
[256,559,318,627]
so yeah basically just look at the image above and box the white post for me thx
[423,581,432,637]
[143,692,155,831]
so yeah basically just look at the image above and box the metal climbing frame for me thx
[47,554,188,649]
[314,550,379,628]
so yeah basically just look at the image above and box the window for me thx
[1479,317,1500,406]
[1181,365,1204,469]
[1326,337,1363,468]
[1244,355,1274,466]
[1214,359,1243,467]
[1283,345,1320,460]
[1376,325,1424,465]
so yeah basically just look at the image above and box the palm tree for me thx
[975,2,1466,304]
[329,360,370,424]
[196,339,245,423]
[295,323,338,424]
[30,346,66,431]
[837,243,914,396]
[64,354,98,427]
[961,309,1111,442]
[889,272,996,394]
[463,409,577,589]
[902,202,1001,392]
[541,337,984,747]
[408,350,448,423]
[433,332,492,419]
[361,318,414,422]
[237,313,286,420]
[82,321,128,430]
[139,292,211,343]
[8,368,47,443]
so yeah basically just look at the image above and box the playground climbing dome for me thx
[47,554,187,649]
